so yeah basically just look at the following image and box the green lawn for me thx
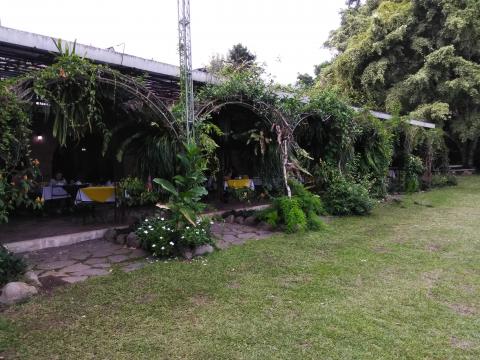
[1,177,480,359]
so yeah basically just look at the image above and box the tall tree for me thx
[227,43,256,69]
[324,0,480,166]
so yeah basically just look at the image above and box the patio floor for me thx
[0,214,123,244]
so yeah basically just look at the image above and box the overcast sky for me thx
[1,0,346,84]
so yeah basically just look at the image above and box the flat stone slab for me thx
[237,232,258,240]
[84,257,108,265]
[35,260,77,271]
[70,252,91,261]
[63,276,88,284]
[61,263,92,273]
[91,263,110,269]
[108,255,129,263]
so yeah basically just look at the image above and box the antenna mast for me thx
[177,0,194,139]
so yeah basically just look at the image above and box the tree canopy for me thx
[324,0,480,165]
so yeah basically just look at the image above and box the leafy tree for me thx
[296,73,315,88]
[227,43,256,69]
[324,0,480,166]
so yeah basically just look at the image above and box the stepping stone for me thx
[112,247,130,255]
[127,249,147,259]
[63,276,88,284]
[70,252,91,261]
[70,268,109,277]
[35,260,77,271]
[61,263,92,273]
[91,249,116,258]
[122,262,146,273]
[223,234,239,242]
[237,232,257,239]
[108,255,129,263]
[84,257,108,265]
[92,263,110,269]
[40,270,69,278]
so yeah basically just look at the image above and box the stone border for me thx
[5,226,128,254]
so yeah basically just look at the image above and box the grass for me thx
[1,177,480,359]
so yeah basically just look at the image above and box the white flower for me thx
[186,226,190,230]
[144,230,148,234]
[160,236,163,239]
[161,246,165,250]
[210,221,214,225]
[181,236,185,239]
[169,241,174,246]
[145,218,148,222]
[152,244,156,247]
[161,217,165,221]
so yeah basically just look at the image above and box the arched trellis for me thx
[12,67,181,141]
[195,96,296,197]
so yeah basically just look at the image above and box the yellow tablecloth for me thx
[79,186,115,203]
[225,179,254,190]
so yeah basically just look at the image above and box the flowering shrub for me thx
[136,216,214,258]
[180,218,214,248]
[136,217,177,257]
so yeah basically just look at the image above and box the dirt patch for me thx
[227,281,240,289]
[189,294,211,307]
[278,275,313,288]
[426,243,442,252]
[451,336,474,350]
[422,270,442,299]
[135,293,158,304]
[447,303,478,316]
[373,246,390,254]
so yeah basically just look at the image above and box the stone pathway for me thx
[19,222,275,286]
[211,222,276,249]
[22,240,148,284]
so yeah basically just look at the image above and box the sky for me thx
[0,0,346,84]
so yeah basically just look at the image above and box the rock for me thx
[103,228,117,242]
[114,234,127,245]
[193,244,214,257]
[235,216,245,225]
[225,214,235,224]
[126,232,141,248]
[24,271,42,288]
[244,216,257,226]
[180,247,193,260]
[0,282,38,305]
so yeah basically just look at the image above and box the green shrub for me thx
[256,208,279,226]
[431,174,458,188]
[316,161,374,216]
[0,245,26,286]
[323,177,374,215]
[275,197,307,233]
[289,180,325,216]
[404,155,424,193]
[117,177,161,208]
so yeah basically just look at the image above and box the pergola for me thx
[0,26,216,103]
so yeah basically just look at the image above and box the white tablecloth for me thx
[42,186,69,201]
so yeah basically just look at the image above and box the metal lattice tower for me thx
[177,0,194,139]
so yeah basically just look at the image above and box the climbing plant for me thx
[0,81,42,223]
